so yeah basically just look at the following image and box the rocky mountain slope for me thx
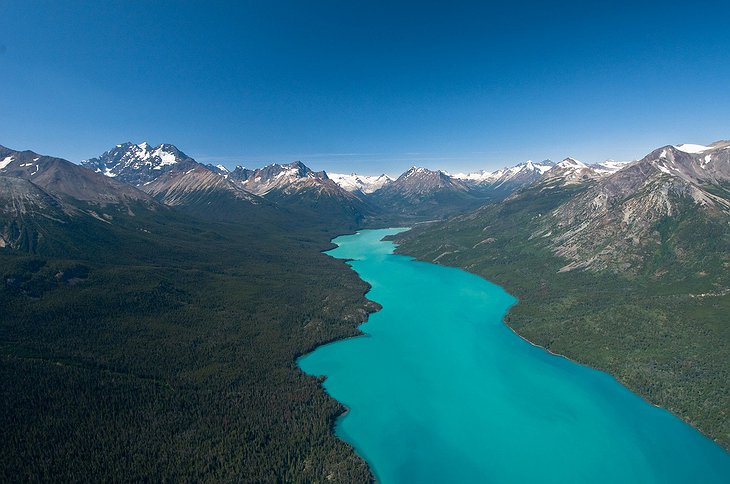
[0,145,161,254]
[542,143,730,273]
[226,161,375,227]
[368,166,483,218]
[143,165,260,206]
[2,145,154,205]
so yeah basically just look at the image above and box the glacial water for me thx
[298,228,730,483]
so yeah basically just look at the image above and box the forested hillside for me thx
[1,147,374,481]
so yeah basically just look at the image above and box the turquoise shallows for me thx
[298,229,730,483]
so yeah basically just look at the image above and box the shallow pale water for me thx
[298,228,730,483]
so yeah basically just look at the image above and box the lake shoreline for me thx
[300,229,730,482]
[395,245,729,451]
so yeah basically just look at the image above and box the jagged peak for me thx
[402,166,446,178]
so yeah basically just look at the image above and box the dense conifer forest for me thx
[0,207,374,481]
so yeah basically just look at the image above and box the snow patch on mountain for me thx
[452,160,554,184]
[153,148,179,167]
[0,156,14,170]
[445,160,558,197]
[451,170,499,182]
[590,160,627,175]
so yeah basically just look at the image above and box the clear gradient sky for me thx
[1,0,729,175]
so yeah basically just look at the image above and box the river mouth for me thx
[298,228,730,483]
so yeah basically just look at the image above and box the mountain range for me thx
[9,138,726,267]
[2,138,729,480]
[77,142,632,225]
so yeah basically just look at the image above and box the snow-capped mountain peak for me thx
[452,159,555,183]
[557,157,587,169]
[450,169,498,182]
[81,142,197,186]
[642,143,730,188]
[204,163,231,177]
[536,157,601,186]
[450,159,555,197]
[329,172,393,193]
[404,166,432,177]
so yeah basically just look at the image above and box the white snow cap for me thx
[329,172,393,193]
[558,157,587,168]
[675,144,712,154]
[451,160,554,182]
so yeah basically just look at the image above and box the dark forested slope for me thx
[0,145,373,482]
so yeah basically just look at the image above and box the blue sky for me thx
[1,1,729,175]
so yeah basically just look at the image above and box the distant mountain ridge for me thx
[83,145,373,228]
[75,143,688,226]
[452,159,554,181]
[228,161,338,196]
[328,173,393,194]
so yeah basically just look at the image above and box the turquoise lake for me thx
[298,228,730,483]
